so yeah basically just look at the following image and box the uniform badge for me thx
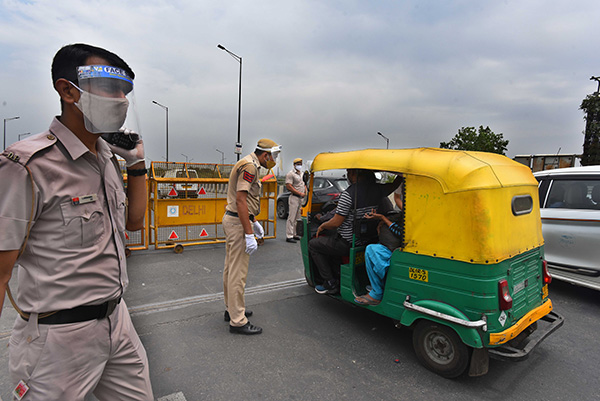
[13,380,29,400]
[243,171,255,183]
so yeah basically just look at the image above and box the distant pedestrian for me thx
[222,138,281,334]
[285,157,307,243]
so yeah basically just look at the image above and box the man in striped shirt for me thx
[309,169,402,294]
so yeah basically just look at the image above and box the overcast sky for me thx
[1,0,599,172]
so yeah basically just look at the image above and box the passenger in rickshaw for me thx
[309,169,402,295]
[354,184,404,305]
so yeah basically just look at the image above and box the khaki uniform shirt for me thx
[225,153,262,217]
[285,168,305,196]
[0,117,127,312]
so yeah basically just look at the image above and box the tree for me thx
[440,126,509,155]
[580,92,600,166]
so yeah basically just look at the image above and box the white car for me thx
[158,168,199,198]
[534,166,600,289]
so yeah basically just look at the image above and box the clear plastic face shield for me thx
[72,65,140,135]
[256,144,281,169]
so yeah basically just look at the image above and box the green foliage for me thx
[580,93,600,166]
[440,126,509,155]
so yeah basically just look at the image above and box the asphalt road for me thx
[1,220,600,400]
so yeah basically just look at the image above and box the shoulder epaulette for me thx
[1,132,57,166]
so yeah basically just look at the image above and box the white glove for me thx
[252,220,264,239]
[245,234,258,255]
[106,129,146,168]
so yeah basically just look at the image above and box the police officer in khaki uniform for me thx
[285,158,306,243]
[0,44,153,400]
[222,138,281,335]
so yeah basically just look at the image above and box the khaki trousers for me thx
[222,214,250,327]
[9,301,153,401]
[286,195,302,239]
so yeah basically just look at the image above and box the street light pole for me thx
[377,131,389,149]
[3,116,20,150]
[216,148,225,165]
[217,44,242,161]
[152,101,169,162]
[18,132,31,141]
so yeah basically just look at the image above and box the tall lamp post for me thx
[216,148,225,165]
[3,116,20,150]
[181,153,193,163]
[217,44,242,161]
[152,100,169,162]
[377,131,389,149]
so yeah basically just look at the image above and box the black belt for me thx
[225,210,255,221]
[292,193,302,198]
[22,298,122,325]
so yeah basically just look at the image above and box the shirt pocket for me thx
[60,201,106,248]
[114,189,127,233]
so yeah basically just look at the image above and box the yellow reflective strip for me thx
[489,300,553,346]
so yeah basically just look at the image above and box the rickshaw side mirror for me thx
[302,171,309,184]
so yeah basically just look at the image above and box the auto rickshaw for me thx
[299,148,564,378]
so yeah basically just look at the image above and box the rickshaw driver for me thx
[310,169,401,294]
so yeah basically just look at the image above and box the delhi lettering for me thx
[182,205,206,215]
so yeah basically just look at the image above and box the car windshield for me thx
[333,179,349,191]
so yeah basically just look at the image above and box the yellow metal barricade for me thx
[149,161,277,252]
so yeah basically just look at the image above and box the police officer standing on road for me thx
[222,138,281,335]
[0,44,153,400]
[285,158,306,243]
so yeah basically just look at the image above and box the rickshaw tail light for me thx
[498,279,513,310]
[542,260,552,284]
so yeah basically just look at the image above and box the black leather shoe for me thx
[286,238,297,243]
[230,321,263,335]
[224,310,253,322]
[293,236,302,240]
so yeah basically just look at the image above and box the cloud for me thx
[1,0,599,166]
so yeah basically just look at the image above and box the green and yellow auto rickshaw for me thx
[299,148,563,378]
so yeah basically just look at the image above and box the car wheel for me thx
[412,320,470,378]
[277,200,288,219]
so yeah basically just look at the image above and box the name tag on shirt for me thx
[71,194,98,205]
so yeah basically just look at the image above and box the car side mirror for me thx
[302,171,309,184]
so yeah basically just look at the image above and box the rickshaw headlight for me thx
[498,279,513,310]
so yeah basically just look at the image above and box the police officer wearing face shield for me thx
[222,139,281,335]
[285,158,306,243]
[0,44,153,400]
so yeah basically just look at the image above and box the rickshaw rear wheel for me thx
[413,320,470,379]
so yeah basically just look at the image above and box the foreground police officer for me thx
[0,44,153,400]
[222,139,281,335]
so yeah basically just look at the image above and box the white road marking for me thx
[158,392,187,401]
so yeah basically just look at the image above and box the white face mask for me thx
[295,164,302,172]
[72,83,129,134]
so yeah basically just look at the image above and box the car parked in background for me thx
[158,168,200,199]
[534,166,600,290]
[277,176,348,219]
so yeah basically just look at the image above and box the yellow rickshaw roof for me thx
[310,148,536,193]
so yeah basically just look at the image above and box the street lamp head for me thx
[217,44,226,50]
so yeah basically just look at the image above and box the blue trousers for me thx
[365,243,392,300]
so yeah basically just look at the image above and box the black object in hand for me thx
[102,132,139,150]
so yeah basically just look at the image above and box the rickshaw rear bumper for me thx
[488,311,564,361]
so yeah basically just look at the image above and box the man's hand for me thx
[252,221,264,239]
[107,130,145,168]
[245,234,258,255]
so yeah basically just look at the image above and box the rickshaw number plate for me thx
[542,284,548,298]
[409,267,428,282]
